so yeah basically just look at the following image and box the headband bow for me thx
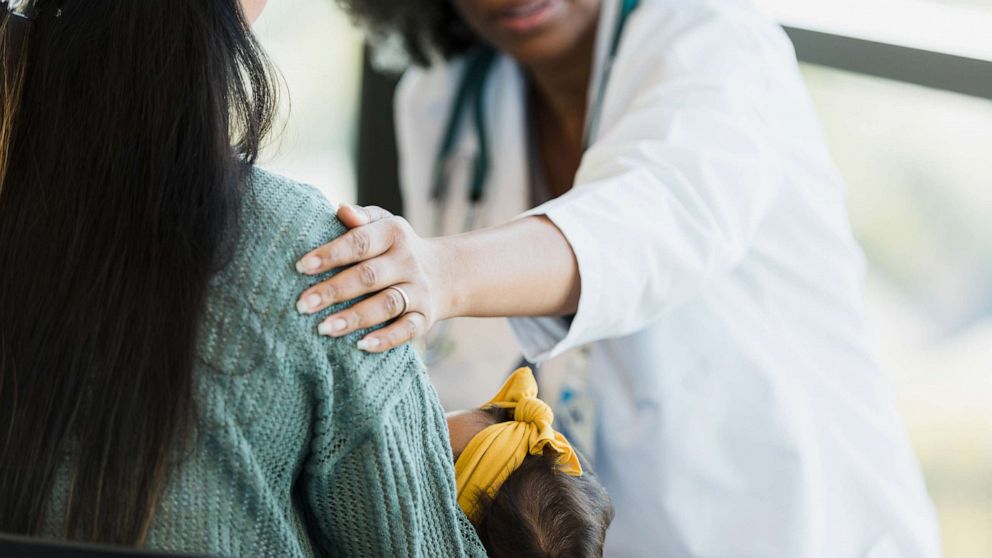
[454,367,583,522]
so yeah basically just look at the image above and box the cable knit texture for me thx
[41,168,485,557]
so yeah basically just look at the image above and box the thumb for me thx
[337,203,394,229]
[337,203,370,228]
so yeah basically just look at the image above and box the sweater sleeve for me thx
[242,169,484,557]
[293,255,485,558]
[302,343,485,558]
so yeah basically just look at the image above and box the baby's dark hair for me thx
[470,407,614,558]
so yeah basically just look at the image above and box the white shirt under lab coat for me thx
[394,0,941,556]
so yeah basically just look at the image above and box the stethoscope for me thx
[421,0,640,367]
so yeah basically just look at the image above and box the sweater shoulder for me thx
[215,168,343,325]
[197,168,344,373]
[197,169,428,432]
[238,167,343,295]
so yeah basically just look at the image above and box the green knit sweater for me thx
[43,169,485,557]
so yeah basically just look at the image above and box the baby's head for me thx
[446,369,614,558]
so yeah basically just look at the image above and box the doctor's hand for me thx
[294,203,580,353]
[294,204,455,353]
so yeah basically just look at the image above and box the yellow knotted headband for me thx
[454,367,583,523]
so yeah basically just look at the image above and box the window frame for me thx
[785,25,992,100]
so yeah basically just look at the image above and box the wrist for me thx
[428,235,472,320]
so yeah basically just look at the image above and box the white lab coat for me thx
[394,0,941,556]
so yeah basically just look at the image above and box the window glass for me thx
[803,64,992,558]
[253,0,363,203]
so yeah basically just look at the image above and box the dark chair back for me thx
[0,534,211,558]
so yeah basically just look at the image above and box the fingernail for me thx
[357,338,381,351]
[296,256,322,274]
[341,203,364,220]
[318,318,348,336]
[296,293,322,314]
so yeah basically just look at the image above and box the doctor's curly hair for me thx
[333,0,478,66]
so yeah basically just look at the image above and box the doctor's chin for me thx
[1,1,989,558]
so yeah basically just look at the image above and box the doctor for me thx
[295,0,941,555]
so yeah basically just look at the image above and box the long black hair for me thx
[0,0,276,546]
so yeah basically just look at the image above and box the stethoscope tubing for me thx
[422,0,640,368]
[430,0,639,220]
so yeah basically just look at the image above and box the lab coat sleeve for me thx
[509,5,797,361]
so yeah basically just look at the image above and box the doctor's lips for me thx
[493,0,565,33]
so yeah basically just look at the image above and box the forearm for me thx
[437,216,580,319]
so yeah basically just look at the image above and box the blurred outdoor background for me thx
[253,0,992,555]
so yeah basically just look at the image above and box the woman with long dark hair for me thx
[0,1,483,555]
